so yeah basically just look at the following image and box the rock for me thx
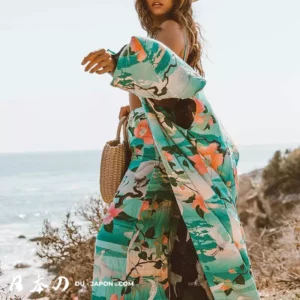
[237,169,269,228]
[28,290,48,299]
[14,263,30,269]
[29,236,43,242]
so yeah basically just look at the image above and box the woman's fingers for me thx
[81,49,106,68]
[89,60,107,73]
[94,59,115,74]
[95,65,110,75]
[85,55,107,72]
[119,106,130,119]
[82,49,115,75]
[90,55,111,73]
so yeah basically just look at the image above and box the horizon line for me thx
[0,142,299,156]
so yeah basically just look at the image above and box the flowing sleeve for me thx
[107,45,127,77]
[110,36,207,100]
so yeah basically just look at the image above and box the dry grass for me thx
[247,217,300,290]
[0,283,25,299]
[36,196,108,300]
[241,189,300,299]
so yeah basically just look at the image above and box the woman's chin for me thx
[152,13,168,18]
[149,8,170,16]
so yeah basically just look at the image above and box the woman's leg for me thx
[168,200,211,300]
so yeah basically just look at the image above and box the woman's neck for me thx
[152,14,169,27]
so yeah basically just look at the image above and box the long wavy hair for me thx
[135,0,206,77]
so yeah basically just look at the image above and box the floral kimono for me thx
[92,36,260,300]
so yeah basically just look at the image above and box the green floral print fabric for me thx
[92,36,260,300]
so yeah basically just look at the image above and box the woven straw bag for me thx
[99,115,131,204]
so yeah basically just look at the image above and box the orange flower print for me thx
[135,148,142,155]
[162,150,173,161]
[197,143,218,156]
[229,268,236,274]
[220,284,232,291]
[110,294,124,300]
[192,194,209,213]
[162,235,168,245]
[179,184,185,190]
[208,116,214,126]
[138,200,150,219]
[194,98,206,124]
[103,203,123,225]
[134,119,154,145]
[234,167,239,189]
[234,240,241,249]
[211,153,224,170]
[197,143,224,172]
[130,37,147,62]
[152,201,159,210]
[161,266,168,280]
[188,154,208,175]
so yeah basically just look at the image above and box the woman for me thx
[82,1,260,300]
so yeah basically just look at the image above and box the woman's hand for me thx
[81,49,116,75]
[119,105,130,120]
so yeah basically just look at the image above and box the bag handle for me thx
[117,114,131,161]
[116,115,128,142]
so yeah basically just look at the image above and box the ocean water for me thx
[0,144,299,294]
[0,150,101,294]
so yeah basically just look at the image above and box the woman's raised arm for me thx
[110,34,206,101]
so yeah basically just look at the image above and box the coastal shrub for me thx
[280,148,300,194]
[35,196,108,300]
[262,147,300,197]
[262,150,284,197]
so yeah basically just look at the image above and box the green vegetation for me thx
[262,147,300,197]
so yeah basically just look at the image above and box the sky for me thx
[0,0,299,153]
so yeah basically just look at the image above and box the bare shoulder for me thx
[156,20,185,56]
[159,19,182,31]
